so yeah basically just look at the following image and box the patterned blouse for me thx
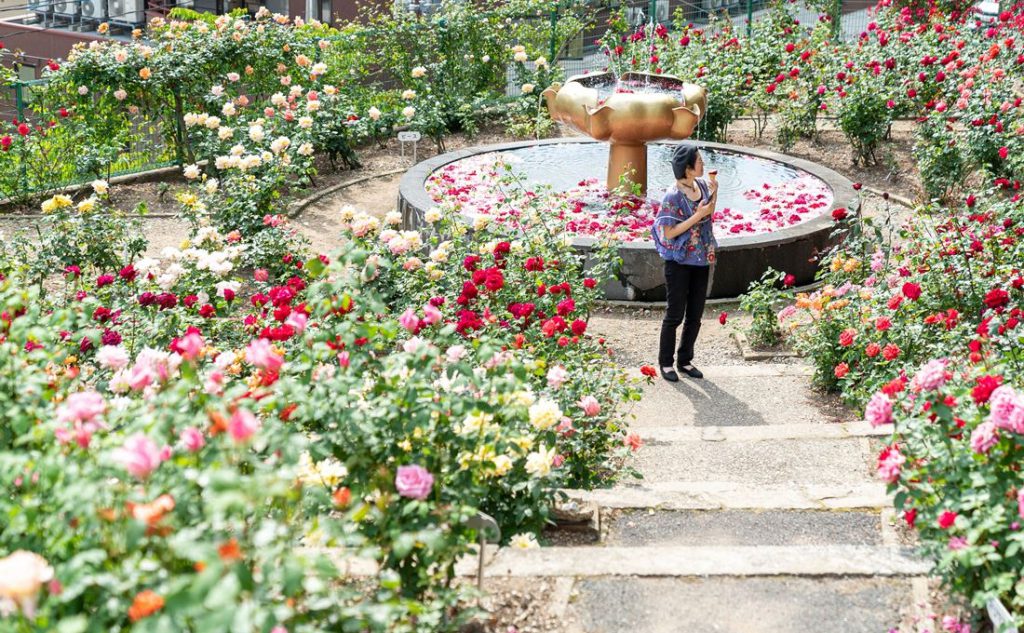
[653,179,717,266]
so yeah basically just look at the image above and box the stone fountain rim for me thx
[398,137,860,251]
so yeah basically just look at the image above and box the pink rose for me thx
[395,464,433,500]
[112,434,168,479]
[876,445,904,484]
[254,268,269,282]
[864,392,893,427]
[57,391,105,424]
[969,421,999,454]
[578,395,601,417]
[228,409,260,443]
[285,311,308,333]
[174,332,204,361]
[422,303,442,326]
[245,339,284,373]
[546,365,568,389]
[96,345,129,370]
[1018,489,1024,520]
[398,308,420,333]
[180,427,206,452]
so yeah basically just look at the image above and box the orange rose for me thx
[128,590,164,622]
[138,67,151,80]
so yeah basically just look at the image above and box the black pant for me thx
[658,261,710,368]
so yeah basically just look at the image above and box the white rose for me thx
[411,66,426,78]
[514,51,528,62]
[183,164,200,179]
[521,83,535,94]
[368,106,381,121]
[402,106,415,119]
[401,89,416,100]
[221,102,236,117]
[91,179,109,195]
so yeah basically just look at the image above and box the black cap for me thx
[671,144,699,180]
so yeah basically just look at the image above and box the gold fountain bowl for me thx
[542,71,706,144]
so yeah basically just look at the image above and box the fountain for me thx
[541,71,707,195]
[397,73,859,300]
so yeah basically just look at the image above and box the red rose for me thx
[0,136,11,151]
[571,319,587,336]
[640,365,657,378]
[984,287,1009,310]
[875,317,892,331]
[999,146,1009,160]
[834,362,850,378]
[783,274,796,287]
[901,282,922,300]
[583,277,597,289]
[718,311,728,325]
[972,375,1002,404]
[882,343,901,361]
[838,328,856,346]
[199,304,216,318]
[903,508,917,528]
[831,207,848,221]
[865,342,881,357]
[937,510,957,529]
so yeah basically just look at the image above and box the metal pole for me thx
[549,2,558,62]
[649,0,656,26]
[14,82,24,122]
[746,0,753,38]
[832,0,841,40]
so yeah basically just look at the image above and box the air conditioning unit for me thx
[52,0,80,19]
[28,0,52,17]
[109,0,144,25]
[81,0,107,20]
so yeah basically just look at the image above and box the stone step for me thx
[566,482,889,511]
[630,436,874,486]
[567,576,922,633]
[627,365,850,428]
[484,544,930,578]
[639,421,892,443]
[603,508,886,547]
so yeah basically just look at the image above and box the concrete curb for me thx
[286,167,408,218]
[731,330,801,360]
[565,482,891,511]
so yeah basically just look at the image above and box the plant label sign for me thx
[398,131,421,162]
[986,598,1017,633]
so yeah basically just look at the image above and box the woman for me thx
[651,144,718,382]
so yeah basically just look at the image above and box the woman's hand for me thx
[695,201,714,220]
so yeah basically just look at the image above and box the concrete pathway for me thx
[482,313,932,632]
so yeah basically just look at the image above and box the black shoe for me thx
[660,367,679,382]
[678,364,703,379]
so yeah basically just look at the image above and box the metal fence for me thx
[507,0,871,95]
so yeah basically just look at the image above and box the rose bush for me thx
[0,163,642,630]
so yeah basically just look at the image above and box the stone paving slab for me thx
[567,482,890,511]
[604,509,884,547]
[632,437,872,485]
[628,370,849,428]
[639,421,892,443]
[569,576,918,633]
[484,545,930,578]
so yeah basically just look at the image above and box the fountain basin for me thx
[398,138,859,300]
